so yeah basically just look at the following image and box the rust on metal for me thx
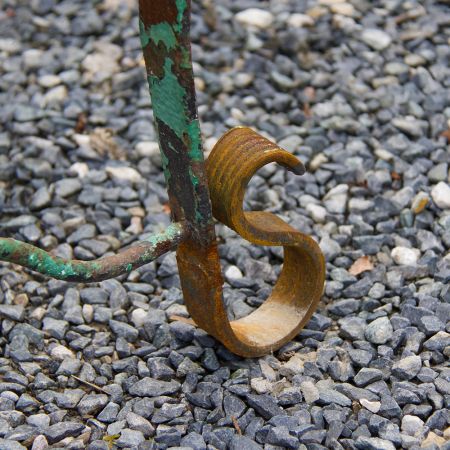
[179,127,326,357]
[0,222,186,282]
[139,0,215,245]
[0,0,326,358]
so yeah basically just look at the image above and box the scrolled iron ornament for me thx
[0,0,325,357]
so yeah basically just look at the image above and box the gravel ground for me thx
[0,0,449,449]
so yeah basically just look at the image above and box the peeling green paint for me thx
[0,222,185,282]
[139,1,215,235]
[149,22,177,50]
[144,222,184,245]
[148,60,203,166]
[149,59,188,140]
[1,238,99,280]
[195,210,204,222]
[174,0,187,33]
[139,19,150,48]
[180,48,191,69]
[187,119,203,161]
[188,167,199,187]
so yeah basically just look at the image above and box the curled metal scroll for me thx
[178,127,325,357]
[0,1,326,357]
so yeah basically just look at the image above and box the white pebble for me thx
[361,28,392,50]
[391,246,420,266]
[431,182,450,209]
[23,49,44,69]
[250,377,272,394]
[131,308,147,327]
[287,13,314,28]
[38,74,61,88]
[330,3,354,16]
[135,141,160,158]
[70,162,89,178]
[306,203,327,223]
[225,265,243,281]
[360,398,381,413]
[82,52,119,75]
[300,381,320,404]
[82,304,94,323]
[309,153,328,171]
[402,415,424,436]
[31,435,49,450]
[106,166,143,184]
[44,85,68,104]
[50,345,75,360]
[235,8,274,29]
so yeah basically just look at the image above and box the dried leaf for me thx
[71,375,108,394]
[103,434,121,449]
[349,256,374,276]
[231,416,242,435]
[90,128,125,160]
[440,128,450,142]
[75,112,87,133]
[169,315,197,327]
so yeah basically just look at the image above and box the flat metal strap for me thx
[177,127,325,357]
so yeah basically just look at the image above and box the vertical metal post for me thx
[138,1,225,339]
[138,0,216,246]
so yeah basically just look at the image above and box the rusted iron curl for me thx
[177,127,325,357]
[0,0,326,357]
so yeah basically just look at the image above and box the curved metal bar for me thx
[0,222,186,282]
[179,127,326,357]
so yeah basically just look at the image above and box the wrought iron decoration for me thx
[0,0,325,357]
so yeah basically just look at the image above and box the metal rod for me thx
[0,222,186,282]
[139,0,216,247]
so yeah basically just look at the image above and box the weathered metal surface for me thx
[0,0,326,357]
[0,222,185,282]
[139,0,215,246]
[180,127,326,357]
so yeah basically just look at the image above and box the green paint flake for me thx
[180,48,191,69]
[187,120,203,161]
[148,62,204,165]
[144,222,183,246]
[188,167,199,187]
[140,20,176,51]
[149,59,188,140]
[149,22,177,50]
[174,0,187,33]
[139,19,150,48]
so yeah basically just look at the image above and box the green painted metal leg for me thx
[0,222,186,282]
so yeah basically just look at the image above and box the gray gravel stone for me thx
[391,355,422,380]
[1,3,449,449]
[355,436,396,450]
[128,378,181,397]
[44,421,85,444]
[365,317,393,344]
[77,394,109,416]
[0,305,25,322]
[246,394,284,420]
[0,439,26,450]
[115,429,145,448]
